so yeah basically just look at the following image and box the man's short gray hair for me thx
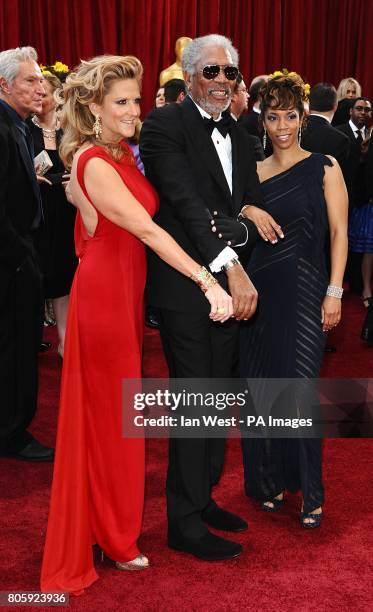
[0,46,38,85]
[182,35,239,75]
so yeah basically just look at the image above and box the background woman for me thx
[333,76,362,126]
[40,54,233,594]
[154,85,165,107]
[30,71,77,357]
[214,72,348,527]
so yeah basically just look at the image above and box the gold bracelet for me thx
[190,266,218,293]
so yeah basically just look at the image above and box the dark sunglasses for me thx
[201,65,239,81]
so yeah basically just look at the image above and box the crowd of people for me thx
[0,33,371,595]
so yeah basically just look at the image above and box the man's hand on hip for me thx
[226,265,258,320]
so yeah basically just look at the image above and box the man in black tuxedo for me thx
[140,35,262,561]
[0,47,53,461]
[336,97,372,208]
[302,83,350,181]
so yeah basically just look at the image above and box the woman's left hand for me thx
[321,296,341,332]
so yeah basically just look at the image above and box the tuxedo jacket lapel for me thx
[181,97,233,203]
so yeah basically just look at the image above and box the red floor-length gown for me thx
[41,143,159,593]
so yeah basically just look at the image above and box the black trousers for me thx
[0,252,43,453]
[158,309,239,539]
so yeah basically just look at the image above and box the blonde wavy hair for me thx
[58,54,143,168]
[336,77,361,101]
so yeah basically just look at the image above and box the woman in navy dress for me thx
[217,72,348,527]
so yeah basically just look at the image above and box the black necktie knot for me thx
[203,114,232,138]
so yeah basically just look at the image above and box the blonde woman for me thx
[41,55,233,594]
[333,77,362,125]
[336,77,362,101]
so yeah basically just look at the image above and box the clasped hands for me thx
[210,208,284,245]
[208,207,284,321]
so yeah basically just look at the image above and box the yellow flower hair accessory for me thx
[268,68,310,102]
[41,69,53,77]
[51,61,69,73]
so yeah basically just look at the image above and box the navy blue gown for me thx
[241,153,333,513]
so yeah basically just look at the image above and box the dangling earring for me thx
[298,127,302,145]
[93,115,102,139]
[263,127,267,149]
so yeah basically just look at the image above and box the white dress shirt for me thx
[349,119,367,140]
[190,97,247,272]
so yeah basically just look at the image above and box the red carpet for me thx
[1,291,373,611]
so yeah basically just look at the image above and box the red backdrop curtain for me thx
[0,0,371,115]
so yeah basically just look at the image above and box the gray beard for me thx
[193,93,232,116]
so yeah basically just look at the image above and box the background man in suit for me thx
[231,73,265,161]
[238,75,268,140]
[302,83,350,180]
[140,34,263,561]
[302,83,350,351]
[0,47,54,461]
[164,78,187,104]
[336,97,372,209]
[336,97,372,293]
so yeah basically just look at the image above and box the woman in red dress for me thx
[40,55,233,594]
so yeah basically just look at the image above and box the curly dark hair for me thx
[260,73,306,116]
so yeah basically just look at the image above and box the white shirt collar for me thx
[253,106,260,114]
[310,112,332,123]
[230,112,238,121]
[349,119,364,135]
[189,95,222,121]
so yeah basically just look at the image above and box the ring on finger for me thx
[216,307,225,315]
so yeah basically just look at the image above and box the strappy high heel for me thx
[300,511,323,529]
[261,493,284,513]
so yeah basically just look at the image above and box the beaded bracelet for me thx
[190,266,218,293]
[326,285,343,299]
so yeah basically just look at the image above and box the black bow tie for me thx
[203,114,232,138]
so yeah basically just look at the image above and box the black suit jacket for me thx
[239,110,260,138]
[302,115,350,181]
[0,104,41,274]
[336,122,367,206]
[140,96,262,312]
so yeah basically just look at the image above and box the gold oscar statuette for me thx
[159,36,193,86]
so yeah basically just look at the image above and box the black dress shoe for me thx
[8,439,54,462]
[168,530,242,561]
[39,341,52,352]
[202,505,248,532]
